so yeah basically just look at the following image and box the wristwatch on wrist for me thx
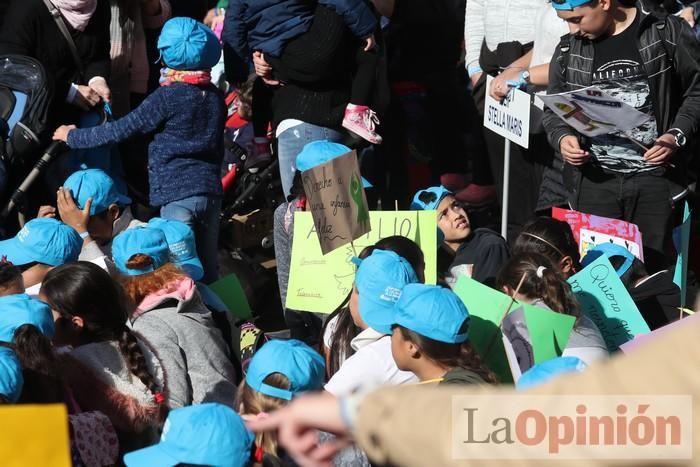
[668,128,687,148]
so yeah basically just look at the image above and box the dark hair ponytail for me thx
[11,324,68,404]
[497,252,580,319]
[398,326,498,384]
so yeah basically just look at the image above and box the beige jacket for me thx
[355,315,700,467]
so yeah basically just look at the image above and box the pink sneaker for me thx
[342,104,383,144]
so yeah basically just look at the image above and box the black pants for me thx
[576,168,674,273]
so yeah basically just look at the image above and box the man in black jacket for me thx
[543,0,700,272]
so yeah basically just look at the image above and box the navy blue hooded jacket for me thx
[223,0,376,59]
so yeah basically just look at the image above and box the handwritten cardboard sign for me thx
[302,150,370,255]
[553,207,644,261]
[568,255,650,352]
[0,404,71,467]
[483,75,530,148]
[286,211,437,314]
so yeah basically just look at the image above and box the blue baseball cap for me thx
[148,218,203,281]
[390,284,470,343]
[0,218,82,267]
[0,347,23,403]
[112,227,170,276]
[63,169,132,216]
[581,243,635,277]
[0,294,55,342]
[157,17,221,70]
[245,339,325,401]
[410,186,452,211]
[295,141,372,188]
[551,0,594,10]
[353,250,419,334]
[517,356,586,390]
[124,403,254,467]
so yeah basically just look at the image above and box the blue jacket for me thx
[223,0,376,59]
[67,83,225,207]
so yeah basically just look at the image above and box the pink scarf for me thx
[51,0,97,32]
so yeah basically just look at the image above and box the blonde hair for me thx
[236,373,291,456]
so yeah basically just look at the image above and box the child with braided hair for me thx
[39,261,167,451]
[496,252,608,366]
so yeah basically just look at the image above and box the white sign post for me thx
[483,75,531,240]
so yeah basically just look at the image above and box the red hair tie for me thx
[253,445,264,463]
[154,392,166,405]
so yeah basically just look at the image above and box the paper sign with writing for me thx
[539,87,651,137]
[673,201,691,308]
[568,255,650,352]
[483,75,530,149]
[286,211,437,314]
[0,404,71,467]
[553,207,644,261]
[302,150,370,255]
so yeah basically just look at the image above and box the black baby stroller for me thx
[0,54,55,227]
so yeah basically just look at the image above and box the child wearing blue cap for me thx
[388,284,497,385]
[111,227,238,408]
[0,218,83,296]
[325,249,420,395]
[497,252,608,365]
[54,17,226,285]
[411,186,509,288]
[236,339,324,462]
[124,403,254,467]
[41,169,144,263]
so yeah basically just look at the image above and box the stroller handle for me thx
[0,141,68,221]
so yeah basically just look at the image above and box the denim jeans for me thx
[161,195,222,284]
[576,169,673,272]
[276,121,345,198]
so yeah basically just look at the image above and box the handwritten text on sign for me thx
[568,255,650,352]
[483,75,530,149]
[302,150,370,255]
[286,211,437,314]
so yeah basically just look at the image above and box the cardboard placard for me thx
[568,255,650,352]
[552,207,644,261]
[302,150,370,255]
[286,211,437,314]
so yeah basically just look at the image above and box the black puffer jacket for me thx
[543,0,700,206]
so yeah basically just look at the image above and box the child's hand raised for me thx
[364,34,376,52]
[53,125,76,142]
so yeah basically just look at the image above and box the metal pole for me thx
[501,139,511,240]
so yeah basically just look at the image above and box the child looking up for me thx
[388,284,497,385]
[53,17,226,284]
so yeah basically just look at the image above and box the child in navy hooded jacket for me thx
[223,0,382,146]
[54,18,226,284]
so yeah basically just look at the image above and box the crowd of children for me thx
[0,0,698,464]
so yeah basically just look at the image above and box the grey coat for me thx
[129,290,237,409]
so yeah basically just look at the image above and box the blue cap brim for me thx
[0,238,36,266]
[551,0,593,10]
[180,260,204,282]
[124,443,180,467]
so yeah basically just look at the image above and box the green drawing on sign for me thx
[350,172,369,231]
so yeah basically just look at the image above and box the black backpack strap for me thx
[556,34,572,82]
[42,0,85,81]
